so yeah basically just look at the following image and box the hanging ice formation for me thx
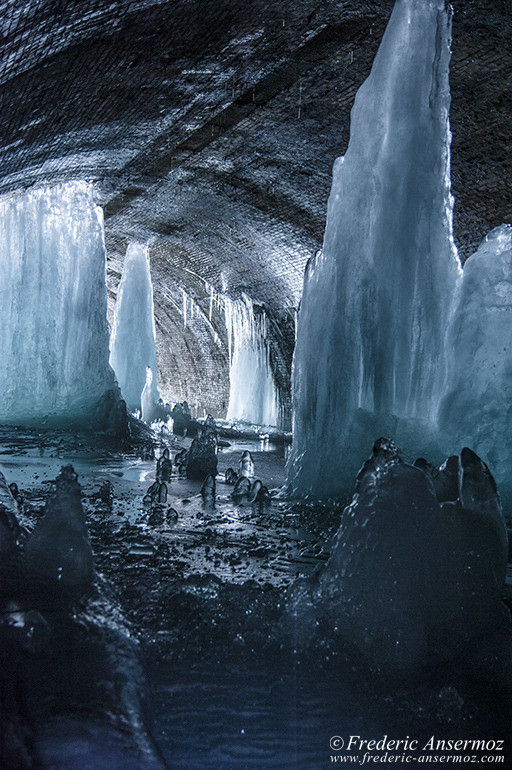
[0,182,118,426]
[225,295,279,427]
[439,226,512,499]
[286,0,460,499]
[109,241,159,414]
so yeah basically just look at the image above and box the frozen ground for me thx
[1,426,511,768]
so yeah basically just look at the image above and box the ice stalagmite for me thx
[109,242,159,413]
[0,182,117,426]
[439,226,512,501]
[287,0,460,499]
[225,295,279,427]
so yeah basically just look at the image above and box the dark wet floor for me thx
[1,425,511,768]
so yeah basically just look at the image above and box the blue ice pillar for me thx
[225,295,279,427]
[286,0,460,499]
[0,182,117,426]
[439,226,512,500]
[109,242,159,414]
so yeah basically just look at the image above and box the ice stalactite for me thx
[225,295,279,428]
[109,241,159,414]
[439,225,512,502]
[286,0,460,499]
[0,182,117,426]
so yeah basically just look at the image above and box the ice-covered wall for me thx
[0,182,117,426]
[439,225,512,497]
[225,295,279,427]
[109,241,159,413]
[286,0,460,499]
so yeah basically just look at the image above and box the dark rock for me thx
[171,402,192,436]
[93,480,114,509]
[147,481,160,500]
[93,389,129,439]
[0,506,19,561]
[148,507,165,526]
[355,437,402,497]
[435,455,459,502]
[8,482,23,505]
[175,449,187,465]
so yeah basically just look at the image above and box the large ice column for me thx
[225,295,279,427]
[286,0,460,499]
[0,182,117,426]
[439,225,512,497]
[109,241,159,413]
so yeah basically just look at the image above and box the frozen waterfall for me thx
[286,0,460,499]
[225,295,279,428]
[109,241,159,414]
[0,182,117,426]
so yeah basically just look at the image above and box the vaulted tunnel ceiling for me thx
[0,0,510,419]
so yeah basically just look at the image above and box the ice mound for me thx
[287,440,511,675]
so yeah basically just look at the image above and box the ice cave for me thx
[0,0,511,768]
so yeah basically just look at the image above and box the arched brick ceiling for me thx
[0,0,510,418]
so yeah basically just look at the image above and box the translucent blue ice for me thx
[109,241,159,413]
[0,182,116,425]
[287,0,460,498]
